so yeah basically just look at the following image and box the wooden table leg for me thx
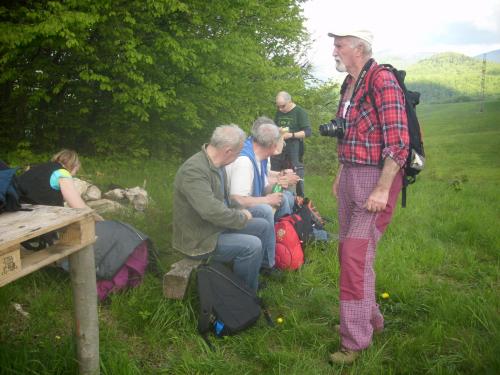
[69,244,100,375]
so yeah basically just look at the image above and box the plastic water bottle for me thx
[272,183,282,193]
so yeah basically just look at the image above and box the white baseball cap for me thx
[327,30,374,45]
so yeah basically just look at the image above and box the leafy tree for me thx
[0,0,310,158]
[301,80,341,174]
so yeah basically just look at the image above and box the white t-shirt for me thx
[343,100,350,117]
[226,156,270,196]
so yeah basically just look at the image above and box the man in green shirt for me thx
[272,91,312,196]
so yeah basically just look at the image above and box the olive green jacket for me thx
[172,145,248,257]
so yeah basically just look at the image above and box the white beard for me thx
[335,59,347,73]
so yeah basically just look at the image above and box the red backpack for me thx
[274,214,304,270]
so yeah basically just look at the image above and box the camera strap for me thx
[349,58,374,102]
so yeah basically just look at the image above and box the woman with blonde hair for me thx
[18,149,101,219]
[18,150,154,301]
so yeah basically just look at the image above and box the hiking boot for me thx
[334,324,383,335]
[329,348,360,365]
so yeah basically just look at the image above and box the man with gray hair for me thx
[226,117,295,273]
[272,91,311,197]
[172,124,274,291]
[327,30,409,364]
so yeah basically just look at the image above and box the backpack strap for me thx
[401,184,407,208]
[257,297,275,327]
[364,65,410,208]
[364,64,394,125]
[366,64,413,119]
[332,75,351,119]
[196,263,217,351]
[340,75,350,97]
[196,264,214,334]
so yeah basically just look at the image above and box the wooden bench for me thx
[163,258,201,299]
[0,204,99,375]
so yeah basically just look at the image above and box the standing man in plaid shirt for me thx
[328,30,409,364]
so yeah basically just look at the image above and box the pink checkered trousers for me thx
[337,164,402,351]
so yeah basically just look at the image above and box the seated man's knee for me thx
[251,217,273,233]
[250,204,274,219]
[243,235,263,256]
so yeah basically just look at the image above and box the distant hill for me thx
[375,51,435,69]
[474,49,500,63]
[404,52,500,104]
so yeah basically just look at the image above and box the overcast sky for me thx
[302,0,500,81]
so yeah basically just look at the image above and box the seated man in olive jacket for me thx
[172,124,274,291]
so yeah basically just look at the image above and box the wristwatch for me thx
[291,132,295,139]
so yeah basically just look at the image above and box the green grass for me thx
[1,101,499,374]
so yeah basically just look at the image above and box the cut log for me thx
[86,199,124,214]
[124,187,148,211]
[103,188,125,200]
[132,194,147,212]
[73,178,91,197]
[84,185,102,201]
[163,258,201,299]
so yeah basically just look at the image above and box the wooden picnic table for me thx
[0,204,99,375]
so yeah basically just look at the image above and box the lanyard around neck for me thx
[349,58,374,102]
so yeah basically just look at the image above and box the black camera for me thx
[319,118,346,138]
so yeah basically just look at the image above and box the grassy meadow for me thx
[1,100,499,374]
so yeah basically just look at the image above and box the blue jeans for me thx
[275,190,295,220]
[215,217,269,291]
[248,204,276,269]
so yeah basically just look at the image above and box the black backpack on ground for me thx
[365,64,425,207]
[292,196,330,244]
[288,209,312,244]
[197,261,273,349]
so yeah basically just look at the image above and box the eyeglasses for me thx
[277,104,287,109]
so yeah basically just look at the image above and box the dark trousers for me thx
[270,139,304,196]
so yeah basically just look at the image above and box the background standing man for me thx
[328,30,409,364]
[272,91,311,197]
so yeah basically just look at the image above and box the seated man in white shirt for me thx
[226,118,297,271]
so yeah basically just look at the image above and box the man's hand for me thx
[276,173,289,189]
[363,186,389,213]
[242,209,253,221]
[284,130,304,140]
[266,192,283,207]
[277,171,300,188]
[364,157,400,213]
[283,170,300,186]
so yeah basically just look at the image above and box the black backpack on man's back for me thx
[340,63,425,207]
[365,64,425,207]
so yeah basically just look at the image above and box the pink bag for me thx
[96,241,149,301]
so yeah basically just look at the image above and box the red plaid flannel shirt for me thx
[336,62,409,168]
